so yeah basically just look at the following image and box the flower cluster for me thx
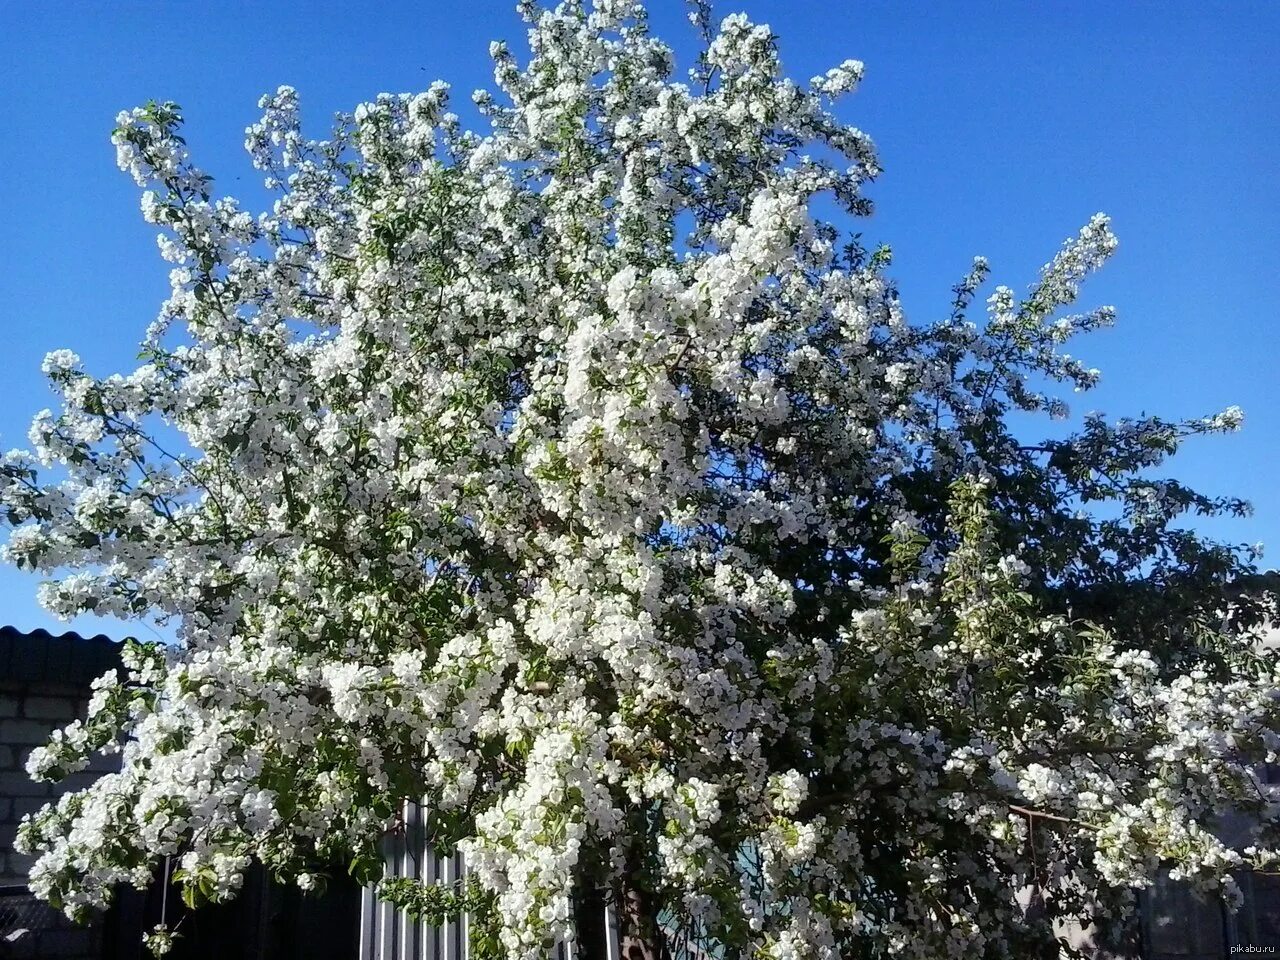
[3,2,1276,959]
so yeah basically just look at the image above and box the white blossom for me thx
[2,4,1273,959]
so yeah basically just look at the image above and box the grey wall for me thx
[0,627,122,959]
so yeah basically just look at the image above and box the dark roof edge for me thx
[0,625,124,688]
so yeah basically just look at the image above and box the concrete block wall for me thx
[0,685,113,885]
[0,626,123,960]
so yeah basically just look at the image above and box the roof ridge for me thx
[0,625,121,644]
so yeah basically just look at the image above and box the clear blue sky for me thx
[0,2,1276,638]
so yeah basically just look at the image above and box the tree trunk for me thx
[616,872,663,960]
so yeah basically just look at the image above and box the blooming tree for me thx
[4,2,1278,958]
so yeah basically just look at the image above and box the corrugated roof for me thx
[0,625,122,686]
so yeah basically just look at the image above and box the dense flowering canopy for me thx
[4,2,1278,958]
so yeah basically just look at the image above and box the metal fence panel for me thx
[360,802,611,960]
